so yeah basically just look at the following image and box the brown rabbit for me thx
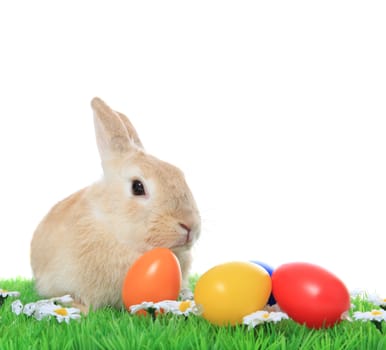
[30,97,201,310]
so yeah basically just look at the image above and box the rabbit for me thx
[30,97,201,311]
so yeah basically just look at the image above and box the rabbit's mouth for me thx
[172,222,195,248]
[170,236,191,250]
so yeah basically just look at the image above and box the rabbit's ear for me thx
[91,97,143,161]
[116,111,144,149]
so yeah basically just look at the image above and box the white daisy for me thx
[51,307,81,323]
[0,289,20,298]
[33,302,81,323]
[366,294,386,307]
[156,300,202,316]
[129,301,160,314]
[129,300,202,317]
[11,300,23,315]
[243,310,289,328]
[353,309,386,322]
[32,302,58,321]
[269,311,289,323]
[11,296,81,323]
[23,302,38,316]
[51,295,74,306]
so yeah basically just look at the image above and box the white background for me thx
[1,1,385,295]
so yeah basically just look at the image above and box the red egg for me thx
[272,262,350,328]
[122,248,182,311]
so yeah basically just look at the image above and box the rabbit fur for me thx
[30,97,201,310]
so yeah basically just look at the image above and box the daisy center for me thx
[371,310,382,316]
[263,312,270,319]
[54,308,69,316]
[179,301,191,312]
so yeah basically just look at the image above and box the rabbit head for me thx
[91,97,201,253]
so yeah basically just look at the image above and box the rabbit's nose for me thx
[178,222,191,234]
[179,222,192,244]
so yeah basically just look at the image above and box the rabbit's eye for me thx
[132,179,146,196]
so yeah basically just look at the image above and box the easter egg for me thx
[251,260,276,305]
[272,262,350,328]
[122,248,181,311]
[194,261,272,326]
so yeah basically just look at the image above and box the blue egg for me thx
[251,260,276,305]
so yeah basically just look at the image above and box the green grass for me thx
[1,278,385,350]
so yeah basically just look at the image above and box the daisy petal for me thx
[51,295,74,306]
[353,309,386,322]
[129,302,159,314]
[23,302,38,316]
[11,300,23,315]
[0,289,20,298]
[243,310,289,328]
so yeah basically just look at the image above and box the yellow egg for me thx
[194,261,272,326]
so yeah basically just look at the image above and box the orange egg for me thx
[122,248,182,311]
